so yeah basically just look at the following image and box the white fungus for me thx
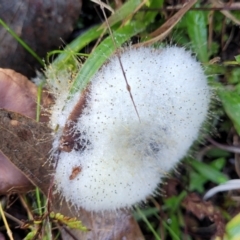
[52,46,210,212]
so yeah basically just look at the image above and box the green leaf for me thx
[206,148,231,158]
[225,213,240,240]
[133,207,159,221]
[219,90,240,135]
[188,157,223,193]
[135,207,162,240]
[235,55,240,63]
[143,0,164,24]
[24,231,37,240]
[189,158,226,193]
[227,68,240,84]
[50,212,88,231]
[189,171,208,192]
[190,158,229,184]
[184,9,208,62]
[162,219,181,240]
[209,157,226,171]
[168,214,181,240]
[163,191,187,213]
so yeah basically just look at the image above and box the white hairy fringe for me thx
[49,46,211,212]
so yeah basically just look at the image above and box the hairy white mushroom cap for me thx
[53,46,210,212]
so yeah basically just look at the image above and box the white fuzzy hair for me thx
[52,46,210,211]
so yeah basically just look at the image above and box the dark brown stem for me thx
[59,87,90,152]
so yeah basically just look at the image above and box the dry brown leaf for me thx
[0,69,37,118]
[0,153,33,194]
[0,69,144,240]
[0,68,52,193]
[0,69,38,193]
[0,110,144,240]
[0,107,145,240]
[182,193,225,238]
[0,109,53,194]
[0,0,82,77]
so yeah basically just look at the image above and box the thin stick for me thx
[3,211,25,226]
[208,138,240,154]
[0,202,14,240]
[94,0,141,121]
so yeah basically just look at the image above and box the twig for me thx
[94,0,141,122]
[0,201,14,240]
[208,138,240,154]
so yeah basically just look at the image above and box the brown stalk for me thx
[135,0,197,47]
[59,87,90,153]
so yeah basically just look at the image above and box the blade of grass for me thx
[36,80,46,122]
[162,219,181,240]
[0,18,43,66]
[35,188,43,216]
[136,206,161,240]
[35,80,46,217]
[190,158,229,184]
[51,25,103,71]
[51,0,147,71]
[100,0,147,28]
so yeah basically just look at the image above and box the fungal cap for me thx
[53,46,211,211]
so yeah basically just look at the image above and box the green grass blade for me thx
[51,25,103,71]
[136,206,161,240]
[35,187,43,216]
[190,158,229,184]
[162,219,181,240]
[0,18,43,66]
[102,0,144,27]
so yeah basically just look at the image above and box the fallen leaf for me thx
[0,68,51,193]
[182,193,225,239]
[0,108,53,194]
[0,69,145,240]
[0,0,82,77]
